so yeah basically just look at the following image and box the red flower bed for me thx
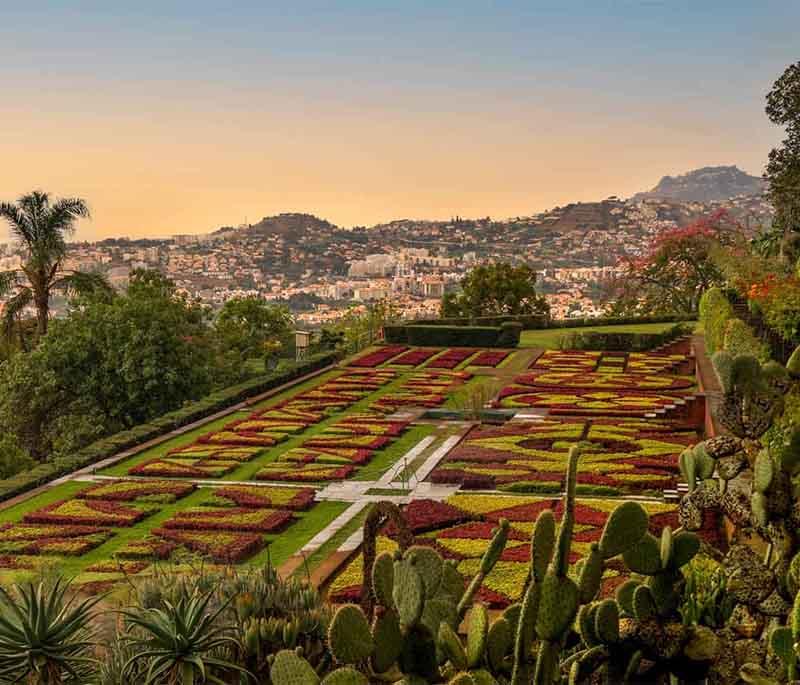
[153,528,264,563]
[116,536,177,560]
[384,499,472,534]
[210,485,315,510]
[349,346,408,368]
[23,499,149,527]
[390,348,441,366]
[162,507,293,533]
[470,350,511,367]
[427,348,476,369]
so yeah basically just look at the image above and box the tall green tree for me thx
[441,262,549,319]
[0,190,110,340]
[765,61,800,255]
[214,296,293,359]
[0,270,235,460]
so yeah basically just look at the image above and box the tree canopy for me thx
[0,270,238,460]
[441,263,549,319]
[214,296,293,360]
[605,210,739,315]
[765,60,800,249]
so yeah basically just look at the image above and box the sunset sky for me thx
[2,1,799,240]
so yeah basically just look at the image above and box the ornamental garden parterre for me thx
[0,342,708,605]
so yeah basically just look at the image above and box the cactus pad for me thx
[530,510,556,583]
[270,649,321,685]
[320,667,369,685]
[466,603,489,669]
[393,559,425,629]
[438,622,467,671]
[598,500,648,559]
[371,609,403,674]
[622,532,661,575]
[593,599,619,644]
[372,551,394,607]
[535,573,579,641]
[328,604,374,665]
[405,545,444,599]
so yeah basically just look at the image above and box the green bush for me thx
[0,352,337,503]
[557,323,691,352]
[384,324,517,347]
[699,287,736,354]
[722,318,771,362]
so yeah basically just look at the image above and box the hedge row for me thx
[699,288,770,362]
[557,323,693,353]
[414,312,696,330]
[0,352,338,504]
[384,322,522,347]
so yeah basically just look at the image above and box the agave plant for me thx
[121,590,254,684]
[0,579,100,684]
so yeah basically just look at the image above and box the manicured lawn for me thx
[519,322,697,350]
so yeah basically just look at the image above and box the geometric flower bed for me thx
[529,349,688,376]
[115,536,178,561]
[202,484,316,510]
[129,369,400,480]
[78,480,196,503]
[349,345,408,368]
[23,499,153,527]
[427,348,477,369]
[161,506,294,533]
[253,415,412,483]
[327,493,699,608]
[389,348,441,366]
[0,523,114,556]
[149,528,264,563]
[514,370,695,392]
[496,387,687,416]
[429,417,697,494]
[370,371,472,413]
[128,456,242,478]
[470,350,511,367]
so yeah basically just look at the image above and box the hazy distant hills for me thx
[632,165,765,203]
[216,213,341,238]
[208,166,769,244]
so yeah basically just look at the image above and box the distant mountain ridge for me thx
[632,165,765,203]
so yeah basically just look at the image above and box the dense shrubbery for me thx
[0,352,335,503]
[557,322,692,352]
[384,322,521,347]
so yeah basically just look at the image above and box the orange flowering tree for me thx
[606,210,740,315]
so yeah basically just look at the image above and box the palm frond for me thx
[53,270,113,299]
[0,202,33,245]
[45,196,91,238]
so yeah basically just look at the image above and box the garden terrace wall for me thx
[384,323,520,348]
[0,352,337,504]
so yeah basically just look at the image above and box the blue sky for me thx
[1,1,798,236]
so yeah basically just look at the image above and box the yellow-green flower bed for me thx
[328,494,680,608]
[429,417,697,494]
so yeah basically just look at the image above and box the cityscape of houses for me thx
[0,192,772,326]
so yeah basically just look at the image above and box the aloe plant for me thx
[120,590,254,684]
[0,579,100,684]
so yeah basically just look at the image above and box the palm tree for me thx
[0,190,110,340]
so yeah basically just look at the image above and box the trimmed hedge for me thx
[0,352,337,504]
[415,313,694,330]
[723,318,771,363]
[557,323,692,352]
[699,287,736,354]
[384,322,521,347]
[420,314,549,328]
